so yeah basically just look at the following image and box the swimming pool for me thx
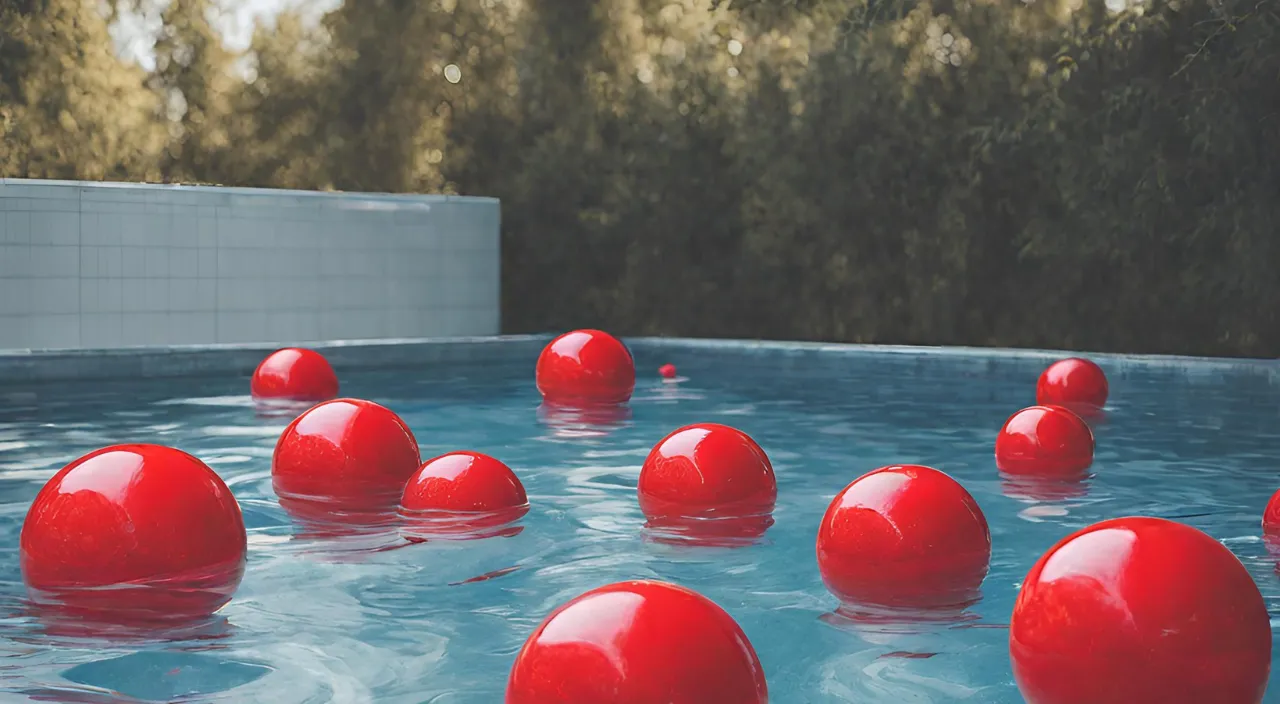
[0,338,1277,702]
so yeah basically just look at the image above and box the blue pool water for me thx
[0,342,1278,702]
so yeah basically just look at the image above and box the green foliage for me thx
[1,0,1276,355]
[0,0,162,179]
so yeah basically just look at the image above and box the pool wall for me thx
[0,179,500,351]
[0,335,1274,386]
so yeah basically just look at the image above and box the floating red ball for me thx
[400,451,529,540]
[1036,357,1108,410]
[658,363,677,379]
[250,348,340,401]
[506,580,768,704]
[639,423,776,519]
[1263,488,1280,556]
[20,444,247,621]
[535,330,635,404]
[816,465,991,610]
[272,398,421,516]
[995,405,1094,476]
[1011,516,1271,704]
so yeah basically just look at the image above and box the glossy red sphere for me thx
[400,451,529,540]
[1263,489,1280,556]
[1036,357,1108,410]
[816,465,991,610]
[506,580,768,704]
[20,444,246,620]
[250,348,340,401]
[658,363,677,379]
[535,330,635,404]
[639,423,776,519]
[272,398,421,514]
[1011,517,1271,704]
[995,405,1094,476]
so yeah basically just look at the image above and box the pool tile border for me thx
[0,335,551,384]
[0,335,1275,386]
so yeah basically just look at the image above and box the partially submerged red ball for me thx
[1261,488,1280,557]
[535,330,635,404]
[816,465,991,610]
[995,405,1094,476]
[272,398,421,517]
[506,580,768,704]
[639,424,776,518]
[20,444,247,620]
[1036,357,1108,410]
[639,423,776,544]
[1011,516,1271,704]
[400,451,529,539]
[251,348,339,401]
[658,363,677,379]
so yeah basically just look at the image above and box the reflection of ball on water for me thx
[21,444,247,621]
[272,398,421,513]
[506,580,768,703]
[535,329,635,404]
[995,405,1094,476]
[816,465,991,610]
[1011,517,1271,704]
[251,347,339,401]
[1036,357,1108,410]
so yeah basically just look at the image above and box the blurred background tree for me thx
[1,0,1276,356]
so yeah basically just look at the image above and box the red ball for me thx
[995,405,1095,476]
[1011,517,1271,704]
[400,451,529,540]
[816,465,991,610]
[658,363,677,379]
[535,330,635,404]
[506,580,768,704]
[20,444,246,620]
[639,423,777,519]
[1036,357,1108,410]
[272,398,421,513]
[251,348,339,401]
[1263,488,1280,548]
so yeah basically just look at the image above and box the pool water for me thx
[0,343,1278,702]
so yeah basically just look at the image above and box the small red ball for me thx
[639,423,776,520]
[1261,488,1280,556]
[1011,517,1271,704]
[506,580,768,704]
[251,348,339,401]
[658,363,677,379]
[1036,357,1108,410]
[400,451,529,539]
[272,398,421,512]
[20,444,246,620]
[816,465,991,610]
[995,405,1094,476]
[535,330,635,404]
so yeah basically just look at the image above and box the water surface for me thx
[0,346,1277,702]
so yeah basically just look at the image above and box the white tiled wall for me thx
[0,179,500,350]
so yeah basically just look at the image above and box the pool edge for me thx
[1,334,1275,385]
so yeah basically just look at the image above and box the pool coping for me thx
[0,335,1274,385]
